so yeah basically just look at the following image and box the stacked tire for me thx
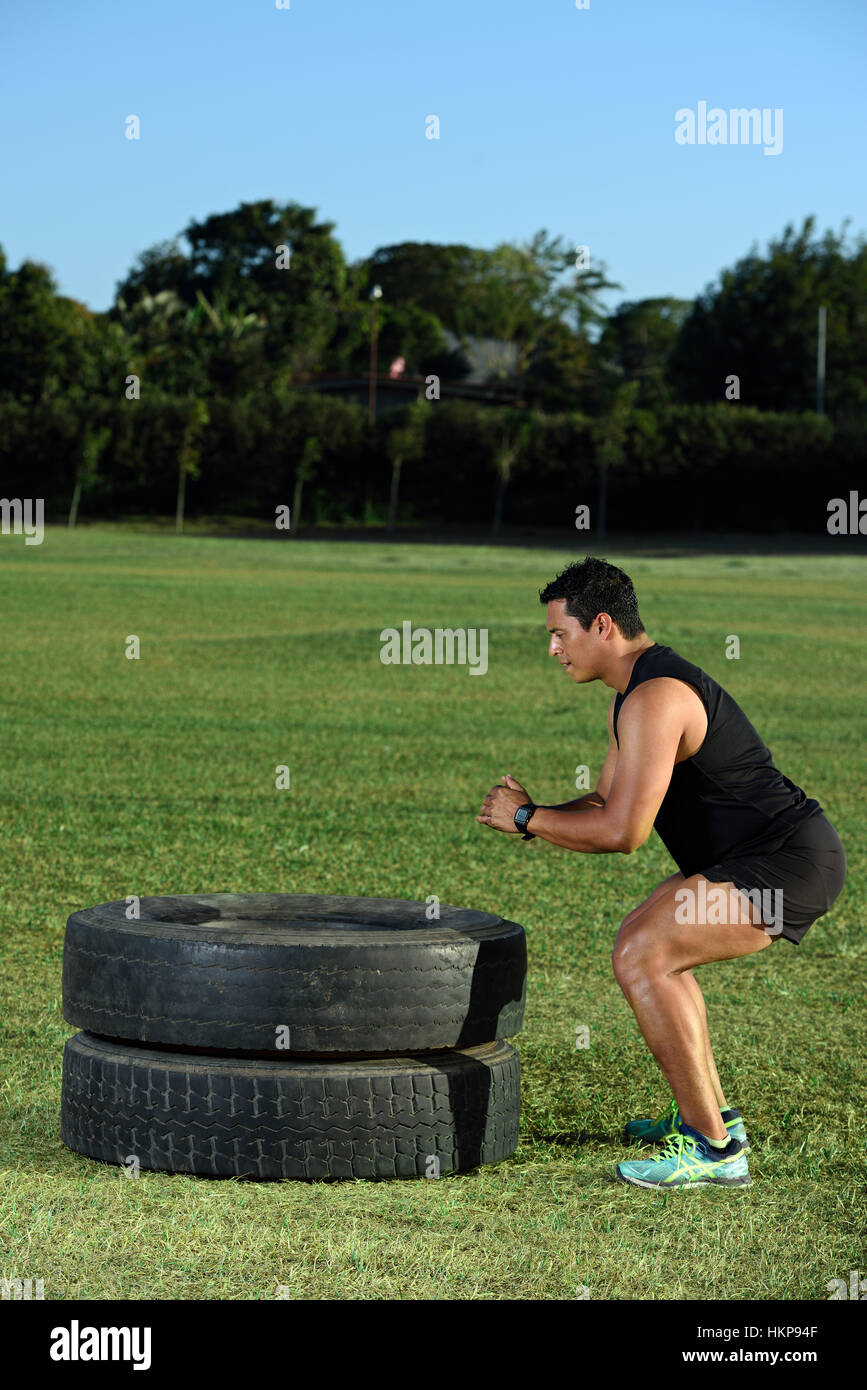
[60,893,526,1180]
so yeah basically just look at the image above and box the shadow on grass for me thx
[524,1126,626,1148]
[66,519,867,557]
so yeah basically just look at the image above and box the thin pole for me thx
[369,299,379,423]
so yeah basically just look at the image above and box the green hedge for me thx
[0,390,856,534]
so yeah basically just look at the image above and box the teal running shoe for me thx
[623,1097,680,1145]
[624,1100,749,1152]
[617,1124,752,1189]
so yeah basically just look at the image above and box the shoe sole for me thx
[616,1170,753,1189]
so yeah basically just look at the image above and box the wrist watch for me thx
[514,802,537,840]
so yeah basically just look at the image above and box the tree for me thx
[489,410,533,536]
[592,381,640,537]
[384,397,427,534]
[595,297,691,408]
[523,318,596,412]
[292,436,321,532]
[114,285,266,399]
[191,288,267,395]
[110,238,190,304]
[175,398,210,532]
[115,288,204,396]
[114,200,349,385]
[360,233,619,408]
[0,250,106,401]
[668,217,867,418]
[361,243,492,337]
[67,419,112,529]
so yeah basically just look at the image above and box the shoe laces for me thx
[656,1130,698,1164]
[657,1097,680,1128]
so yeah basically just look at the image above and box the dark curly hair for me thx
[539,557,645,640]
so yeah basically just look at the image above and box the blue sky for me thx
[2,0,865,315]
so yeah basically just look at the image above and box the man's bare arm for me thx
[542,791,606,811]
[527,685,684,853]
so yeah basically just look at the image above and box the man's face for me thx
[546,599,599,682]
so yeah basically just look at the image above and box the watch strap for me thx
[514,802,537,840]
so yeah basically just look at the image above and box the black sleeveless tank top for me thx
[612,644,821,875]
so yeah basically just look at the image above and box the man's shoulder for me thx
[622,676,703,713]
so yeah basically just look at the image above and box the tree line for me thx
[0,205,863,532]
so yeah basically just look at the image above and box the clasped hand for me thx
[476,774,531,833]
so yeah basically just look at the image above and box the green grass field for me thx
[1,525,864,1301]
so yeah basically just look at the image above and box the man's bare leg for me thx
[617,875,730,1120]
[680,969,729,1113]
[612,874,774,1141]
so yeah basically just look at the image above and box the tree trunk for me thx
[292,474,304,533]
[387,457,402,535]
[67,476,83,529]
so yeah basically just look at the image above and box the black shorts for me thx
[700,812,847,945]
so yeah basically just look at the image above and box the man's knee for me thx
[612,911,641,987]
[612,922,669,992]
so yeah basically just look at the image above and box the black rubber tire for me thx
[62,893,526,1054]
[60,1031,521,1180]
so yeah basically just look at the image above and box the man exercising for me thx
[476,557,846,1189]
